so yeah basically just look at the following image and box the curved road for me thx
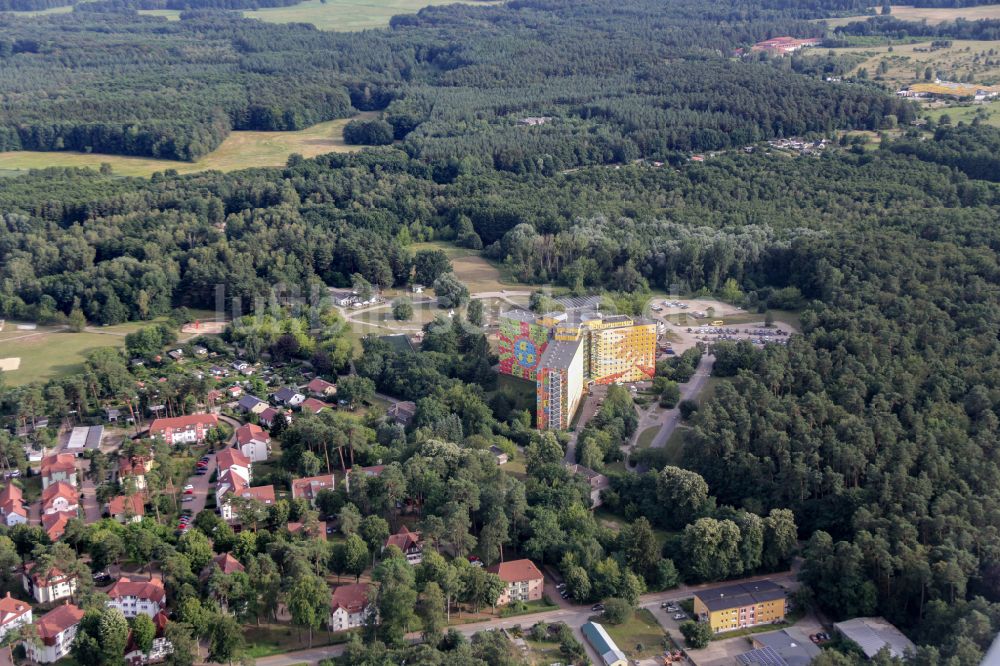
[644,352,715,450]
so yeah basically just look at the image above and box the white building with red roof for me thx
[41,511,73,542]
[306,378,337,397]
[107,577,166,618]
[300,398,329,415]
[0,484,27,526]
[22,563,77,604]
[235,423,270,463]
[118,456,153,491]
[26,603,84,663]
[0,592,32,642]
[124,611,172,666]
[107,494,145,523]
[486,559,544,606]
[290,473,338,505]
[39,453,77,489]
[383,526,423,565]
[41,481,78,516]
[328,583,375,632]
[200,552,245,581]
[149,413,218,445]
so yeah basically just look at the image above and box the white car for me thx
[183,484,194,491]
[672,613,686,620]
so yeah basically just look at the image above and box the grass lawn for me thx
[636,426,659,449]
[602,609,669,659]
[409,241,518,294]
[0,321,156,385]
[0,115,365,178]
[828,39,1000,91]
[499,598,558,618]
[502,450,528,480]
[661,426,687,466]
[242,0,500,31]
[594,508,675,547]
[923,99,1000,127]
[523,637,565,665]
[243,623,350,658]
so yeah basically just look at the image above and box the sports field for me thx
[0,116,362,178]
[0,324,132,385]
[823,4,1000,27]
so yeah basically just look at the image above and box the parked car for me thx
[591,604,604,612]
[672,613,686,620]
[182,496,194,503]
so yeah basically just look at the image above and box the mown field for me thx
[241,0,500,31]
[0,324,135,385]
[0,116,363,178]
[822,4,1000,27]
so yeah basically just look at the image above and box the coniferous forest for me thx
[1,0,1000,661]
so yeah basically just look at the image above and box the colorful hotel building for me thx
[498,297,656,430]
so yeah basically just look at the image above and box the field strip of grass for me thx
[820,4,1000,27]
[0,116,365,178]
[242,0,502,31]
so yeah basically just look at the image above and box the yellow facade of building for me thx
[693,581,787,633]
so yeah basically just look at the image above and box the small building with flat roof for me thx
[738,628,820,666]
[582,621,627,666]
[833,617,915,660]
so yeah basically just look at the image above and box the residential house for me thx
[566,463,609,508]
[42,512,73,541]
[23,563,77,604]
[238,395,267,415]
[199,553,245,581]
[124,611,172,666]
[215,448,252,521]
[487,559,544,606]
[300,398,329,415]
[235,424,271,463]
[272,387,306,407]
[107,494,145,524]
[119,456,153,491]
[693,580,786,633]
[42,481,78,515]
[288,521,327,539]
[107,578,167,619]
[383,526,423,565]
[0,484,26,526]
[582,622,628,666]
[290,474,338,506]
[25,603,85,664]
[149,414,218,445]
[232,361,250,372]
[39,454,77,489]
[387,401,416,426]
[0,592,31,643]
[258,407,289,429]
[488,446,509,466]
[358,465,384,477]
[226,385,243,399]
[305,378,337,398]
[328,583,374,632]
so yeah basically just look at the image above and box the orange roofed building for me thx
[26,603,85,663]
[40,453,77,489]
[384,526,423,565]
[487,559,544,606]
[328,583,375,632]
[149,414,218,445]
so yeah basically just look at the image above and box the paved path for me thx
[239,569,798,666]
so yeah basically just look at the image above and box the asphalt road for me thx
[244,569,799,666]
[637,353,716,452]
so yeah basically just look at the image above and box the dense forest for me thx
[0,0,912,161]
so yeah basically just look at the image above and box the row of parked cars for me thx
[660,601,687,620]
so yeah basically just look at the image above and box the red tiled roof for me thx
[239,485,275,504]
[217,447,250,471]
[42,481,77,509]
[487,559,544,583]
[330,583,371,614]
[42,512,73,540]
[119,456,151,477]
[290,474,337,501]
[306,378,336,393]
[36,603,84,639]
[24,562,72,587]
[0,592,30,626]
[149,413,218,435]
[108,494,145,517]
[40,453,76,476]
[107,577,166,603]
[300,398,328,414]
[385,526,421,552]
[288,521,327,539]
[212,553,245,575]
[0,484,25,518]
[236,423,269,446]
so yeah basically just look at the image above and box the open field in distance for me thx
[821,4,1000,27]
[241,0,501,31]
[0,116,363,178]
[833,40,1000,87]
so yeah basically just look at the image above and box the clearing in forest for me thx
[241,0,501,31]
[822,4,1000,27]
[0,116,363,178]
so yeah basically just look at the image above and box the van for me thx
[711,319,724,326]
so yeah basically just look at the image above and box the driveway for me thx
[564,384,607,463]
[182,450,217,516]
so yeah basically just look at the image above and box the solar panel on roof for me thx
[737,646,788,666]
